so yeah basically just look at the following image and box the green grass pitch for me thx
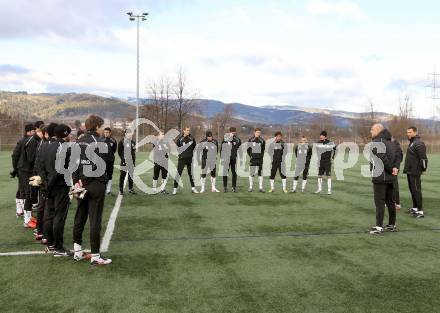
[0,151,439,313]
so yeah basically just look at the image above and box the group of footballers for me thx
[9,114,430,266]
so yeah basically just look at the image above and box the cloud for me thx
[0,64,31,74]
[0,0,177,40]
[306,0,367,20]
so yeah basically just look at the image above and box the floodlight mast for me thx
[126,12,149,151]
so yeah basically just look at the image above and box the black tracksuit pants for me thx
[73,180,106,254]
[174,158,195,188]
[19,170,37,212]
[223,158,237,188]
[36,190,46,236]
[407,174,423,211]
[153,164,168,180]
[373,183,396,227]
[294,164,310,181]
[44,186,70,250]
[119,169,134,192]
[270,161,286,179]
[393,178,400,206]
[106,160,115,180]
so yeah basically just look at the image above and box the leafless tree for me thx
[212,103,234,139]
[173,67,199,130]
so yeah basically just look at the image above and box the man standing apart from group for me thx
[404,126,428,218]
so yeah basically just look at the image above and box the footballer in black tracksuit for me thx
[34,133,53,238]
[247,133,266,191]
[42,132,72,253]
[370,129,398,230]
[247,136,265,177]
[314,133,336,194]
[11,128,34,216]
[118,137,136,193]
[198,136,219,178]
[152,138,170,184]
[103,133,117,194]
[174,132,196,189]
[19,132,41,223]
[403,134,428,216]
[269,138,286,180]
[220,133,241,191]
[292,141,313,192]
[72,130,109,255]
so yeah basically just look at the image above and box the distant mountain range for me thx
[0,91,423,128]
[193,99,393,126]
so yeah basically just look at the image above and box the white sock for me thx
[249,176,253,189]
[173,188,177,194]
[74,243,82,253]
[317,178,323,191]
[106,180,112,193]
[159,177,168,191]
[302,180,307,191]
[282,179,287,190]
[270,179,274,190]
[292,180,298,191]
[152,180,158,189]
[259,176,263,189]
[211,177,216,190]
[24,211,31,224]
[15,199,22,214]
[200,177,206,192]
[327,178,332,192]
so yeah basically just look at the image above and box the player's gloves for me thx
[10,169,17,178]
[29,176,42,186]
[69,186,87,200]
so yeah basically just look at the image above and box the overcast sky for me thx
[0,0,439,117]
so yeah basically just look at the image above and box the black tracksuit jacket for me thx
[403,135,428,176]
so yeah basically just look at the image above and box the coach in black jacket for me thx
[369,125,398,234]
[403,126,428,218]
[72,115,112,265]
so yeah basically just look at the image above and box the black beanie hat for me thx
[34,121,44,129]
[25,124,36,132]
[46,123,58,138]
[54,124,71,138]
[206,130,213,137]
[320,130,328,137]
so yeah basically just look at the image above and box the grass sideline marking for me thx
[100,192,124,253]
